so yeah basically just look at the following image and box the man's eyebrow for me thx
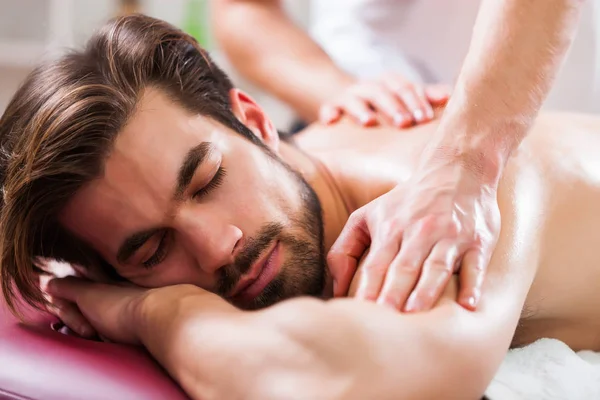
[116,142,213,265]
[174,141,213,200]
[117,228,161,265]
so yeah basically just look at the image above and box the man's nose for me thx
[176,207,243,274]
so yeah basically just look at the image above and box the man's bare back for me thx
[295,111,600,351]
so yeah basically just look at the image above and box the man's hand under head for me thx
[41,273,521,400]
[44,276,147,344]
[319,74,450,129]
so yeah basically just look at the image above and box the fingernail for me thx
[469,288,481,308]
[360,114,371,125]
[434,88,450,100]
[79,325,92,338]
[413,110,424,122]
[377,297,398,310]
[393,114,405,127]
[321,114,333,125]
[468,296,476,308]
[46,278,57,294]
[404,294,420,312]
[39,275,51,292]
[428,89,443,100]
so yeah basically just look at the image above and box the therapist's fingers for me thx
[319,105,343,125]
[383,76,433,123]
[402,240,462,312]
[341,97,379,126]
[360,85,413,127]
[375,226,435,309]
[398,85,434,123]
[457,249,486,311]
[327,208,371,297]
[425,84,452,105]
[354,242,401,301]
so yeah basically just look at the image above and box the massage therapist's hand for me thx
[328,153,501,312]
[319,73,450,128]
[43,276,149,344]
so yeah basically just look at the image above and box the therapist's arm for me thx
[213,0,353,122]
[213,0,447,127]
[437,0,585,178]
[327,0,585,314]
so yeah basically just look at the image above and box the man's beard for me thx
[215,152,327,310]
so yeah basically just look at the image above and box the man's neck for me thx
[278,141,351,253]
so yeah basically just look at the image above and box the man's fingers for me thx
[47,296,97,338]
[403,240,462,312]
[327,208,371,297]
[46,276,89,302]
[376,232,433,309]
[458,249,486,310]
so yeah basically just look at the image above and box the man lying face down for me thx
[3,14,600,400]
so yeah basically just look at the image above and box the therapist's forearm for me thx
[437,0,584,183]
[213,0,354,121]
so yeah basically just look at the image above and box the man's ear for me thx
[229,89,280,151]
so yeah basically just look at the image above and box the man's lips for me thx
[228,241,281,300]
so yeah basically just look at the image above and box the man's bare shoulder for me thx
[294,111,600,152]
[293,118,437,155]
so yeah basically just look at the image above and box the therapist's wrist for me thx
[431,99,532,185]
[427,120,525,187]
[312,71,356,110]
[288,66,356,122]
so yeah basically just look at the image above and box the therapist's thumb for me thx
[327,208,370,297]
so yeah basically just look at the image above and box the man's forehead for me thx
[117,88,220,151]
[58,89,227,260]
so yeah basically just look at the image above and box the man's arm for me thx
[135,208,536,400]
[213,0,353,122]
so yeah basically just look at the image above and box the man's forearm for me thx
[133,281,526,400]
[437,0,584,183]
[134,286,243,400]
[213,0,353,121]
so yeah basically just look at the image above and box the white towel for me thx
[485,338,600,400]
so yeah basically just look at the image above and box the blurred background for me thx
[0,0,307,129]
[0,0,598,131]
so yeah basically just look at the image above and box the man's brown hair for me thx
[0,14,262,316]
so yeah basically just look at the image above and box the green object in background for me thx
[183,0,210,48]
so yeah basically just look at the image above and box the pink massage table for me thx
[0,296,189,400]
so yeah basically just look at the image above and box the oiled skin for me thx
[295,111,600,351]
